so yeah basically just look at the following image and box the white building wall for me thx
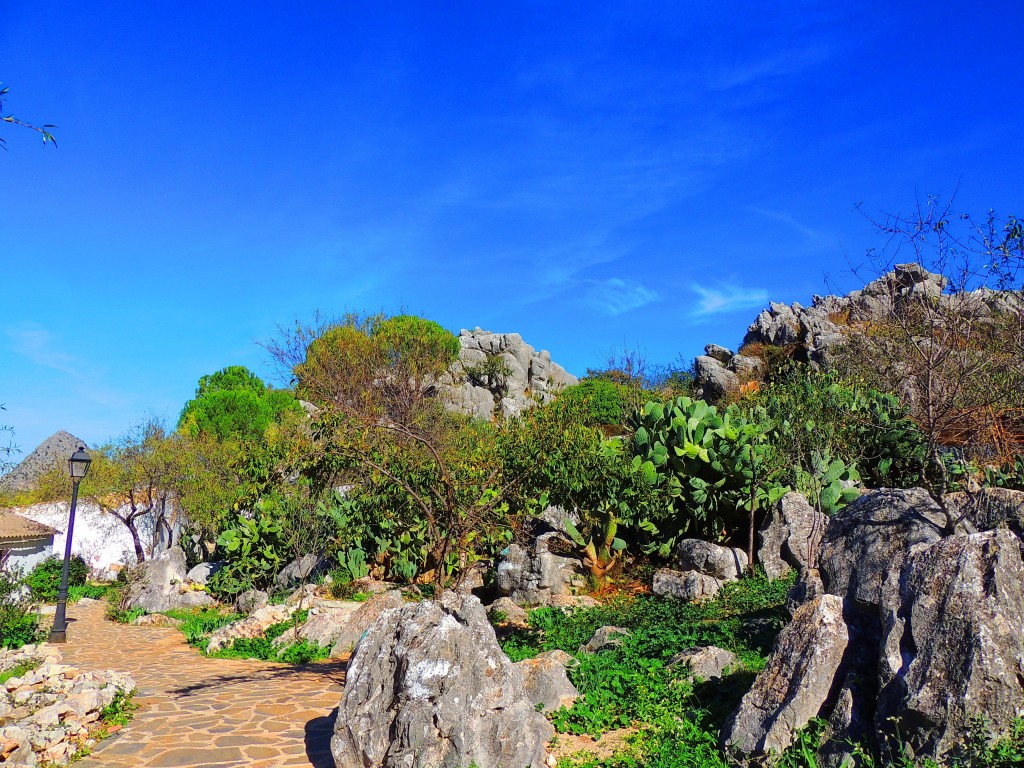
[3,538,54,574]
[11,502,181,578]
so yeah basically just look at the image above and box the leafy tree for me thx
[34,418,179,562]
[554,378,629,430]
[270,313,511,588]
[177,365,301,443]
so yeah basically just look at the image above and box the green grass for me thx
[502,572,794,766]
[163,607,242,644]
[68,583,114,603]
[0,659,40,685]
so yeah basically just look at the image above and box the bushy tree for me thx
[177,365,301,443]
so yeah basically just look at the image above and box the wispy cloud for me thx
[584,279,660,316]
[6,324,84,379]
[689,283,769,318]
[709,45,831,91]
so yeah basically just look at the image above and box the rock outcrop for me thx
[331,592,553,768]
[206,604,296,653]
[724,487,1024,766]
[123,546,214,613]
[652,568,723,602]
[669,646,738,681]
[722,595,852,760]
[515,650,578,713]
[674,539,748,581]
[440,329,577,420]
[0,431,86,494]
[496,532,584,605]
[757,492,829,581]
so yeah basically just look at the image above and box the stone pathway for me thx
[56,600,346,768]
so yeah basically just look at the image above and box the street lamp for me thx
[49,446,91,643]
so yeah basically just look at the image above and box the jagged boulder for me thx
[669,646,737,681]
[947,488,1024,538]
[274,553,330,590]
[721,595,853,761]
[330,590,406,657]
[579,626,630,654]
[185,561,225,586]
[123,546,214,613]
[674,539,747,581]
[693,355,740,401]
[235,589,269,615]
[496,532,583,605]
[206,604,296,653]
[515,650,578,712]
[331,592,553,768]
[875,529,1024,760]
[486,597,528,625]
[818,488,946,609]
[652,568,723,602]
[757,492,829,581]
[440,329,577,420]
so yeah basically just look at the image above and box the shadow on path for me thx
[306,708,339,768]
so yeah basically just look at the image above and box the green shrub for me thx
[556,379,630,428]
[0,567,40,649]
[68,583,111,602]
[25,555,88,602]
[164,607,242,645]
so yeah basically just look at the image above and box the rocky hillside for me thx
[438,328,578,420]
[694,263,1024,402]
[0,430,87,493]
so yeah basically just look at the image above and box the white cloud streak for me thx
[689,283,769,318]
[584,278,660,316]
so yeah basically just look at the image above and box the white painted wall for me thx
[2,538,54,574]
[12,501,181,578]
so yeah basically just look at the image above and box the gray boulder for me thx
[123,546,214,613]
[579,626,630,654]
[875,529,1024,760]
[487,597,528,625]
[675,539,747,581]
[330,590,406,657]
[757,492,829,581]
[515,650,578,712]
[819,488,946,609]
[274,553,330,590]
[947,488,1024,538]
[235,589,269,615]
[704,343,734,364]
[669,646,738,681]
[652,568,723,602]
[694,355,740,401]
[185,560,225,586]
[721,595,852,761]
[496,532,583,605]
[331,592,553,768]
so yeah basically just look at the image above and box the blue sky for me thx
[2,1,1024,454]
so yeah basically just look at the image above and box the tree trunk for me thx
[127,520,146,563]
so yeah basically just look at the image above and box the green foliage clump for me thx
[0,567,39,649]
[985,456,1024,491]
[164,607,242,644]
[629,397,788,551]
[556,378,630,429]
[68,583,112,602]
[372,314,461,377]
[203,611,331,664]
[25,555,88,602]
[177,365,301,443]
[0,659,40,685]
[207,506,289,598]
[503,573,791,743]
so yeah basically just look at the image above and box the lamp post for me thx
[49,446,91,643]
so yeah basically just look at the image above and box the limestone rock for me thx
[818,488,946,610]
[674,539,747,581]
[875,529,1024,759]
[579,626,630,654]
[721,595,851,761]
[331,592,553,768]
[123,546,214,613]
[947,487,1024,538]
[496,532,583,605]
[131,614,181,628]
[206,604,296,653]
[669,646,737,681]
[757,492,829,581]
[235,589,269,615]
[329,590,405,657]
[693,355,740,401]
[487,597,528,625]
[274,554,330,590]
[704,344,734,364]
[652,568,723,602]
[440,329,577,421]
[516,650,578,712]
[185,561,224,586]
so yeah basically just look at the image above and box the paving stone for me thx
[52,601,346,768]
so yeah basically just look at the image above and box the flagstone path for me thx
[56,600,347,768]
